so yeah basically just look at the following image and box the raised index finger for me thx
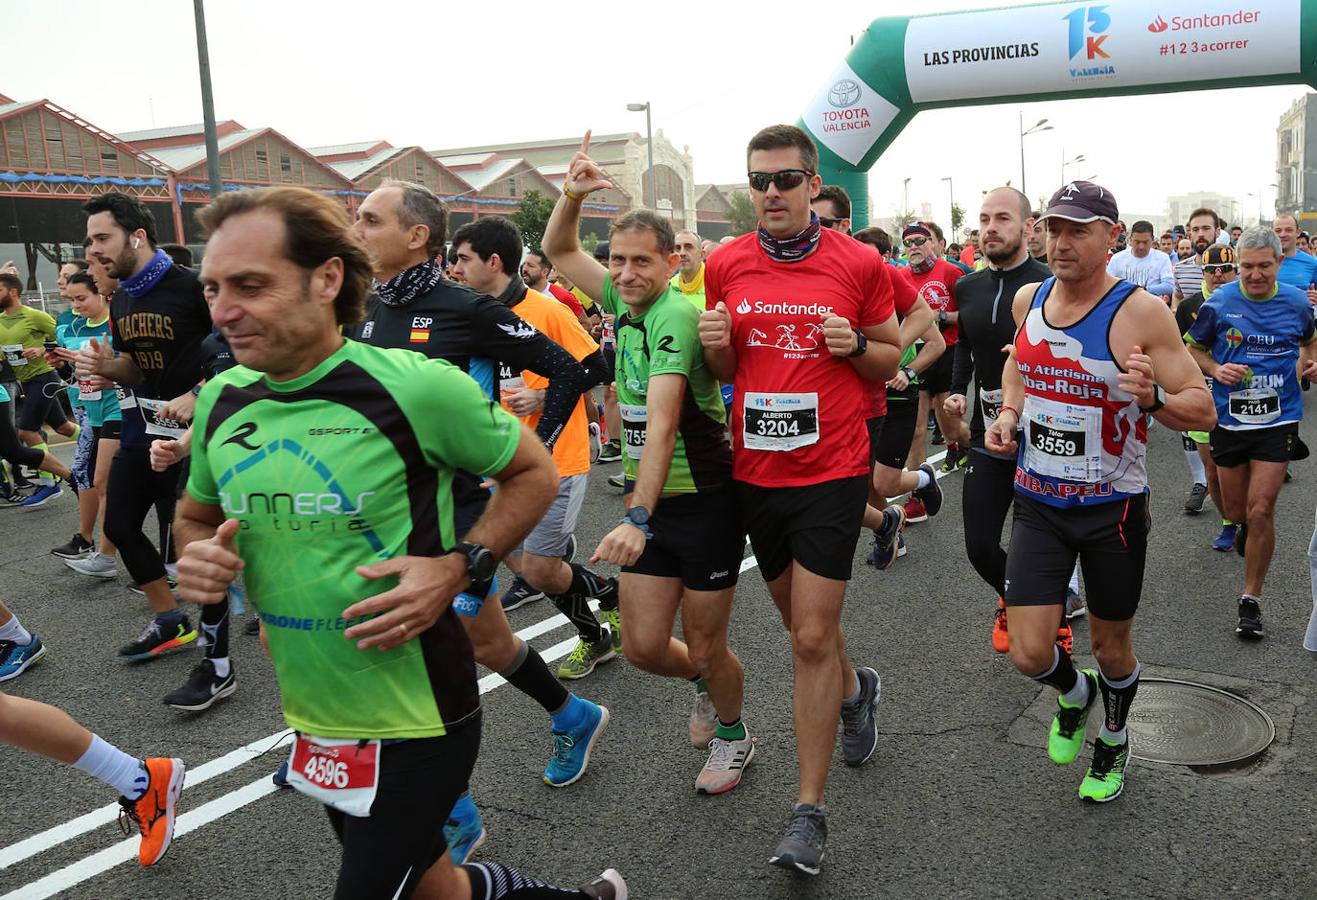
[582,129,592,156]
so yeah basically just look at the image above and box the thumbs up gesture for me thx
[178,518,244,605]
[74,335,113,379]
[699,301,733,350]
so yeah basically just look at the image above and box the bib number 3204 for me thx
[286,735,381,818]
[742,392,819,452]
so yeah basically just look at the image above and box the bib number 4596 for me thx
[302,754,350,788]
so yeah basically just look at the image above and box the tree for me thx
[726,191,757,236]
[510,190,556,251]
[950,202,965,234]
[581,232,600,256]
[894,209,918,231]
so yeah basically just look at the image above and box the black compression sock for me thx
[500,641,570,714]
[570,563,618,612]
[1032,644,1079,694]
[200,596,231,660]
[1097,662,1141,737]
[548,588,604,644]
[462,862,588,898]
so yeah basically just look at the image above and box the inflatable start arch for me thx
[799,0,1317,228]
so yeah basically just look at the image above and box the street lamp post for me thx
[627,102,654,208]
[1061,150,1086,185]
[192,0,222,200]
[941,176,954,233]
[902,177,912,221]
[1019,112,1053,196]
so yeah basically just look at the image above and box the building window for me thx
[280,152,291,175]
[100,149,119,173]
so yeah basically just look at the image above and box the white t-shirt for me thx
[1107,247,1175,296]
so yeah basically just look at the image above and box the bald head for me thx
[979,187,1033,267]
[674,230,703,278]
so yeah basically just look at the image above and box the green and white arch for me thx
[800,0,1317,228]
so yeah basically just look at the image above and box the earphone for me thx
[132,238,140,249]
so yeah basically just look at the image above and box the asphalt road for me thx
[3,415,1317,900]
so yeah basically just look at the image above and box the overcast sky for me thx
[4,0,1304,231]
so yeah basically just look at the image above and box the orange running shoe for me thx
[992,598,1009,653]
[118,757,185,866]
[1055,618,1074,657]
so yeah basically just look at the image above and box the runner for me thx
[545,142,752,794]
[699,124,900,873]
[176,185,626,900]
[1185,226,1317,639]
[0,270,77,507]
[943,187,1077,652]
[986,181,1215,802]
[0,380,73,501]
[448,216,621,682]
[75,193,211,675]
[670,230,707,310]
[521,247,590,327]
[1028,213,1048,265]
[1174,245,1237,546]
[1106,220,1174,299]
[1271,213,1317,295]
[1171,208,1218,310]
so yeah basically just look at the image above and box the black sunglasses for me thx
[902,236,929,248]
[817,215,841,229]
[1203,264,1236,274]
[748,169,814,192]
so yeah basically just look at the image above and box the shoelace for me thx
[782,809,824,846]
[133,620,164,643]
[840,695,868,737]
[566,641,593,665]
[117,797,144,837]
[551,733,577,766]
[705,738,737,770]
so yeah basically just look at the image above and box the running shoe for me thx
[600,607,623,654]
[912,462,944,516]
[931,425,945,446]
[1056,619,1074,657]
[937,445,959,474]
[991,598,1009,654]
[866,506,904,571]
[1078,737,1130,803]
[64,551,117,578]
[163,659,237,711]
[1065,589,1087,619]
[1234,523,1248,558]
[580,869,629,900]
[689,691,717,748]
[51,532,93,559]
[20,483,62,508]
[127,573,178,596]
[1236,597,1264,640]
[1285,466,1294,483]
[596,441,623,463]
[272,760,290,788]
[955,446,971,469]
[902,495,928,524]
[499,575,545,612]
[895,531,907,558]
[118,757,185,866]
[543,699,609,787]
[1212,523,1238,552]
[1048,668,1098,765]
[769,803,827,875]
[444,791,486,865]
[1184,482,1208,514]
[562,533,578,564]
[607,472,625,488]
[0,634,47,682]
[556,632,616,680]
[119,615,197,661]
[840,666,881,767]
[0,490,27,507]
[696,733,755,795]
[588,422,603,464]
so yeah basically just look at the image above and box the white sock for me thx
[1184,449,1207,485]
[1061,669,1091,707]
[0,615,31,645]
[1099,725,1128,745]
[913,468,932,490]
[74,734,148,800]
[211,656,231,678]
[1068,564,1081,595]
[842,668,861,704]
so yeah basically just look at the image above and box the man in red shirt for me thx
[902,223,971,520]
[699,125,900,875]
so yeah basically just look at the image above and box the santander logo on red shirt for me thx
[734,296,840,359]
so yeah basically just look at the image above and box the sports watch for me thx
[1139,384,1166,415]
[848,329,868,358]
[622,506,651,529]
[453,541,497,582]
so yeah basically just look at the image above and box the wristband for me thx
[564,187,588,202]
[619,516,654,540]
[998,404,1020,421]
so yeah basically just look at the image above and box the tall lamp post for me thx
[627,101,654,208]
[1061,151,1086,185]
[192,0,222,200]
[1019,113,1053,196]
[941,176,954,234]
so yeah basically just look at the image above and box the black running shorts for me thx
[15,371,68,433]
[1209,423,1298,468]
[918,352,954,395]
[866,415,885,470]
[1004,492,1149,621]
[326,715,481,900]
[735,475,868,582]
[624,487,743,591]
[875,393,919,470]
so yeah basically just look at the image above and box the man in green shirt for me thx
[545,135,753,797]
[175,186,626,900]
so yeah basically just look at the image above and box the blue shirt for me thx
[1277,251,1317,289]
[56,316,120,426]
[1186,280,1315,430]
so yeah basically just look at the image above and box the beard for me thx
[985,233,1023,265]
[109,245,139,280]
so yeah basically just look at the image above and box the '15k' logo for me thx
[1064,5,1111,60]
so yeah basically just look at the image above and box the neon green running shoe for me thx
[1079,737,1130,803]
[556,633,616,680]
[600,608,622,654]
[1048,669,1098,764]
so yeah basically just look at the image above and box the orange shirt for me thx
[500,288,598,477]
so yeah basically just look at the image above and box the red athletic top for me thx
[546,282,585,317]
[705,229,895,487]
[865,263,918,419]
[906,258,962,346]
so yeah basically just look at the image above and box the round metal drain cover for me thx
[1126,678,1274,766]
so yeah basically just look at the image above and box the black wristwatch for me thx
[937,310,949,328]
[901,366,916,382]
[1139,384,1166,415]
[623,506,650,528]
[452,541,497,582]
[848,329,868,358]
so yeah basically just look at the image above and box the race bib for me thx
[498,362,525,397]
[117,387,137,411]
[286,735,380,818]
[1022,396,1102,483]
[979,387,1004,431]
[77,375,102,401]
[742,392,820,452]
[137,397,186,438]
[602,318,615,350]
[1228,387,1281,425]
[2,344,27,368]
[619,403,647,460]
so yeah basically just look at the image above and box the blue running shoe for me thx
[444,791,486,865]
[20,484,63,508]
[1213,523,1237,552]
[865,506,905,571]
[0,634,46,682]
[544,698,610,787]
[272,760,291,789]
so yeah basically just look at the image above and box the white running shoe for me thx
[64,551,118,579]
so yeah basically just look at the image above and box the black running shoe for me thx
[243,618,261,636]
[1236,598,1264,640]
[163,659,237,711]
[119,615,197,661]
[911,463,943,517]
[51,533,94,560]
[500,575,545,612]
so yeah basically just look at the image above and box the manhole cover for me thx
[1126,678,1274,766]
